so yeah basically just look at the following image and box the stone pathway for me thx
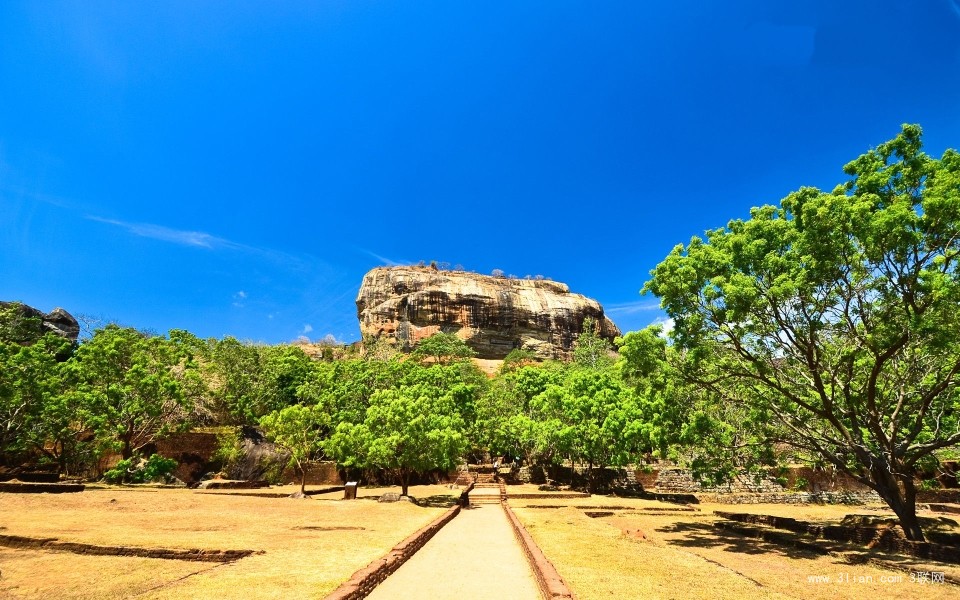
[366,503,541,600]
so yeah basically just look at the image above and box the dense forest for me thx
[3,125,960,542]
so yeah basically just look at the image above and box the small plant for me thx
[213,427,244,472]
[103,454,178,484]
[792,476,809,491]
[919,478,941,491]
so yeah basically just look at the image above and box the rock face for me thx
[356,267,620,359]
[0,301,80,344]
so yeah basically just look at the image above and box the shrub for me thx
[103,453,178,484]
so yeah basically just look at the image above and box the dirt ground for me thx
[0,484,459,599]
[3,486,959,599]
[510,496,960,600]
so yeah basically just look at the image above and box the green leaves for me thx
[644,124,960,540]
[411,331,477,365]
[259,403,329,492]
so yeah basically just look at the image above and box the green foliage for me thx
[573,317,613,369]
[500,348,538,372]
[473,362,566,464]
[644,124,960,541]
[0,302,45,345]
[411,332,476,365]
[0,334,72,463]
[324,359,478,495]
[793,477,809,492]
[205,339,315,424]
[103,453,178,484]
[212,427,244,471]
[66,325,195,460]
[532,365,644,491]
[259,404,329,493]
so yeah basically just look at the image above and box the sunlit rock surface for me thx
[356,267,619,359]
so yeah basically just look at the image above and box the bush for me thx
[103,454,178,484]
[213,427,243,472]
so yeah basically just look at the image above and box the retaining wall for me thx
[697,491,880,505]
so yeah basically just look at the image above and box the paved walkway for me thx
[366,503,541,600]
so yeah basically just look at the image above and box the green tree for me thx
[533,366,644,492]
[66,325,194,460]
[0,334,73,465]
[411,331,476,365]
[206,339,314,424]
[573,317,614,369]
[644,124,960,541]
[0,301,46,346]
[259,404,329,495]
[328,382,467,496]
[474,363,565,464]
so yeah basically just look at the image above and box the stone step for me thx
[469,497,502,504]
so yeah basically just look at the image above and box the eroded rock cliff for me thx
[356,267,620,359]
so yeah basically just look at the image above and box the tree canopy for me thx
[644,124,960,540]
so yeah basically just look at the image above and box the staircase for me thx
[469,482,502,504]
[454,468,477,487]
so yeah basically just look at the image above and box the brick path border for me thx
[324,504,462,600]
[502,502,576,600]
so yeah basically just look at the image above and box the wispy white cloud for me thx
[88,216,241,250]
[87,215,323,274]
[604,300,661,315]
[359,248,407,266]
[302,324,313,334]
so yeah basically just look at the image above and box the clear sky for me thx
[3,1,960,343]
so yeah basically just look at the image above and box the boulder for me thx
[356,267,620,359]
[0,301,80,344]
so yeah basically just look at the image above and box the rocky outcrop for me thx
[0,301,80,344]
[356,267,620,359]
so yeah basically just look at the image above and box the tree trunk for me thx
[870,464,925,541]
[401,469,410,497]
[299,461,306,495]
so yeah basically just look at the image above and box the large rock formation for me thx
[0,301,80,344]
[356,267,620,359]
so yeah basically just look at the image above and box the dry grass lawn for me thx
[5,484,958,599]
[510,496,960,600]
[0,484,459,599]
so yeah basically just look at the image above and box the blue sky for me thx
[2,1,960,343]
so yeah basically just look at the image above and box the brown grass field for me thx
[0,484,458,599]
[510,495,960,600]
[2,485,960,599]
